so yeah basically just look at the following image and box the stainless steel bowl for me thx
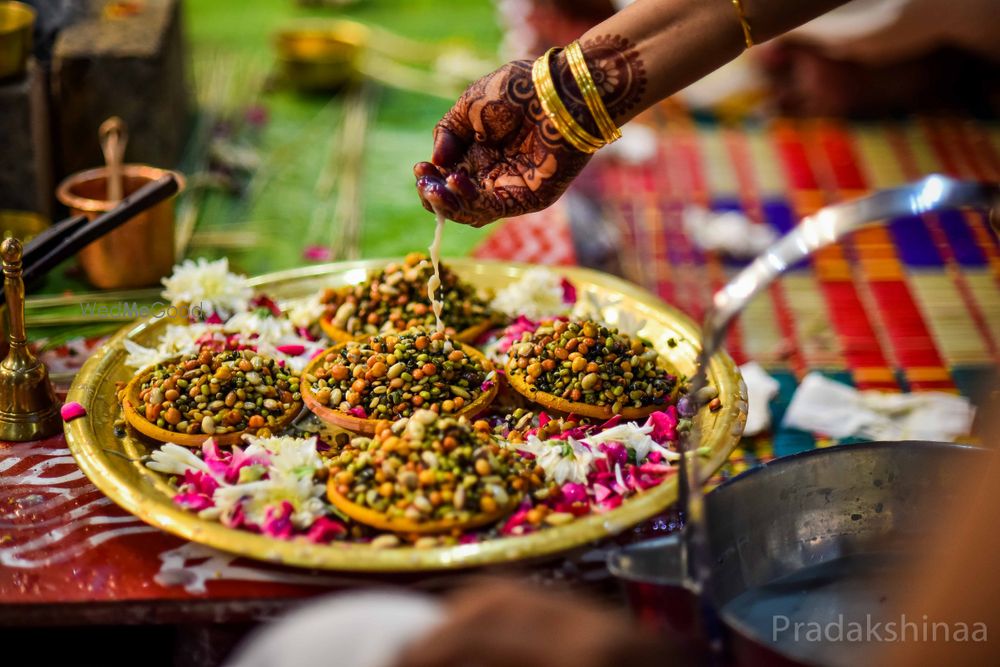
[610,441,990,666]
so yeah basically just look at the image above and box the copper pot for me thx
[56,165,184,289]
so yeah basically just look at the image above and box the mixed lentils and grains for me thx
[327,411,543,527]
[123,258,697,547]
[132,349,300,437]
[302,328,494,420]
[506,319,677,413]
[322,252,496,337]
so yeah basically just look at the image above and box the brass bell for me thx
[0,237,62,441]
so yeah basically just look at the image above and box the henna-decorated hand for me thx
[414,58,592,227]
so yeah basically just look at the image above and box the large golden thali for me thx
[65,259,747,571]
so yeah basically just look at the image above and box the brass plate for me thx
[65,259,747,572]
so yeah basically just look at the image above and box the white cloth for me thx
[224,591,445,667]
[683,206,778,258]
[600,122,659,164]
[782,372,976,442]
[740,362,780,436]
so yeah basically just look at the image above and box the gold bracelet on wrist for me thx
[731,0,754,49]
[565,41,622,145]
[532,48,604,154]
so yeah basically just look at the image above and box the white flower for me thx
[285,293,326,329]
[147,443,211,475]
[212,478,327,529]
[161,257,252,318]
[491,268,570,321]
[209,434,328,528]
[220,311,322,372]
[123,323,223,369]
[223,310,294,348]
[515,436,594,485]
[123,339,162,370]
[242,433,324,482]
[161,322,222,355]
[583,423,679,463]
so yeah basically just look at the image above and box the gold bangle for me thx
[565,41,622,145]
[731,0,754,49]
[532,48,604,154]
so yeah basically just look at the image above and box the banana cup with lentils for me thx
[319,252,500,343]
[505,319,678,419]
[301,327,498,434]
[122,348,303,446]
[326,410,543,534]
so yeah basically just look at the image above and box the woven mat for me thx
[474,110,1000,479]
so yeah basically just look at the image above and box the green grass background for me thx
[184,0,501,272]
[28,0,503,341]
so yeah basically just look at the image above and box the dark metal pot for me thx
[609,441,989,666]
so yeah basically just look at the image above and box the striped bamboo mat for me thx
[474,111,1000,474]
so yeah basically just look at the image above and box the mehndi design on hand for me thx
[415,36,646,227]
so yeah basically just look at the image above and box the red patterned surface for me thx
[0,437,355,605]
[472,207,577,265]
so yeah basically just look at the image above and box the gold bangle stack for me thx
[731,0,754,49]
[531,48,605,155]
[565,41,622,144]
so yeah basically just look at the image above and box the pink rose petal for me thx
[560,482,588,504]
[174,492,214,512]
[306,517,347,543]
[303,246,333,262]
[223,445,269,485]
[222,502,253,530]
[60,402,87,422]
[250,294,282,317]
[560,278,577,304]
[639,463,674,475]
[276,344,305,356]
[593,483,612,503]
[645,407,679,444]
[261,501,295,539]
[201,439,231,478]
[182,469,219,497]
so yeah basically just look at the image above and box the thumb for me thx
[432,127,468,169]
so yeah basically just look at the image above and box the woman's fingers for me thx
[413,161,444,179]
[415,171,505,227]
[431,126,469,168]
[415,174,462,217]
[445,172,479,202]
